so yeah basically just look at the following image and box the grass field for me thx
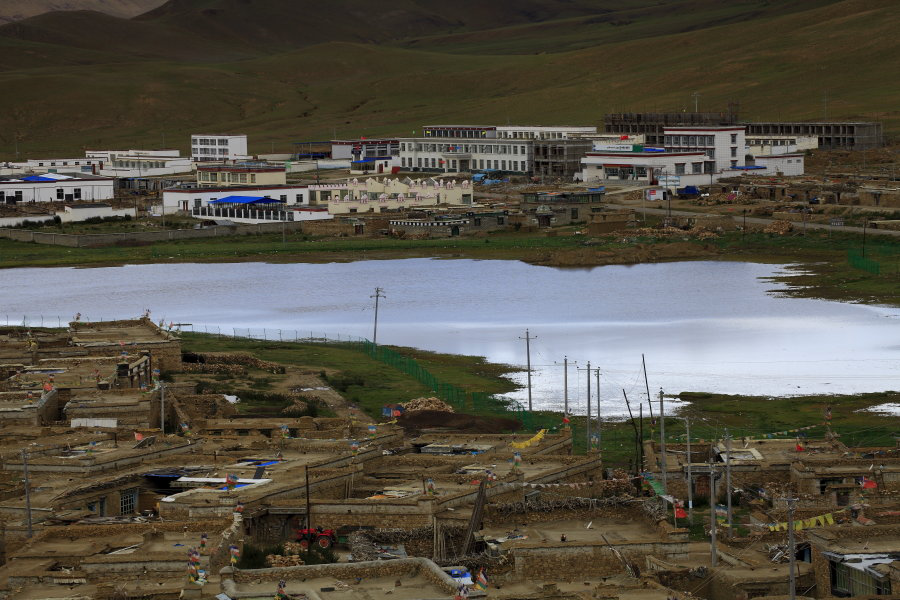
[0,0,897,157]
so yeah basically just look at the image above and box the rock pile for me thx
[763,220,793,235]
[403,397,454,413]
[266,542,306,567]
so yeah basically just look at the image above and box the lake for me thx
[2,259,899,416]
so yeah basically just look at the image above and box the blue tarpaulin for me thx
[22,176,56,182]
[208,196,284,205]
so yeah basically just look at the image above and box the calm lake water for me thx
[2,259,899,416]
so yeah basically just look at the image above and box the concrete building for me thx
[196,163,286,187]
[746,121,882,150]
[331,139,399,160]
[0,172,115,204]
[579,150,710,186]
[190,133,249,162]
[750,153,805,177]
[13,157,105,174]
[190,196,332,224]
[310,177,472,214]
[161,183,309,212]
[663,125,746,172]
[604,111,741,145]
[88,149,192,177]
[746,134,818,155]
[533,139,594,180]
[398,124,596,174]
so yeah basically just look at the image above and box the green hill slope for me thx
[0,0,895,158]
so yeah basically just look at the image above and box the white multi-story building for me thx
[746,135,817,156]
[662,126,746,173]
[397,124,597,174]
[14,157,105,174]
[190,134,249,162]
[331,139,399,160]
[309,177,472,214]
[0,173,115,203]
[87,149,192,177]
[579,151,710,186]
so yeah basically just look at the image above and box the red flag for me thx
[620,135,628,140]
[796,444,805,452]
[134,432,143,441]
[562,415,570,424]
[861,477,877,489]
[675,507,688,519]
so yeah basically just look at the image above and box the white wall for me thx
[59,206,136,223]
[0,178,115,203]
[161,185,310,211]
[99,158,193,177]
[753,155,805,177]
[190,135,248,162]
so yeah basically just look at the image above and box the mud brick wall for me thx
[33,519,230,542]
[507,541,688,582]
[484,501,645,526]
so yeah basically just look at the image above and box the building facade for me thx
[190,134,249,162]
[310,177,472,214]
[196,164,286,187]
[604,111,740,145]
[0,173,115,204]
[579,151,709,186]
[663,126,747,172]
[91,149,192,178]
[161,184,310,212]
[746,134,818,155]
[398,124,596,174]
[331,139,399,160]
[745,121,882,150]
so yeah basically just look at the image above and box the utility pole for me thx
[594,368,601,453]
[659,388,667,493]
[519,330,536,411]
[692,91,701,113]
[580,361,591,451]
[684,417,693,522]
[725,430,733,535]
[370,287,386,345]
[709,461,718,567]
[305,465,312,530]
[160,380,166,436]
[23,450,33,538]
[641,354,654,419]
[787,496,797,600]
[563,356,568,416]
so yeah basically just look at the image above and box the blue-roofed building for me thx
[0,172,115,204]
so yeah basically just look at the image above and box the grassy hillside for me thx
[0,0,896,158]
[0,0,164,24]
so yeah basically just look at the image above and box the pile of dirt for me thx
[403,396,454,413]
[764,220,793,235]
[395,410,520,434]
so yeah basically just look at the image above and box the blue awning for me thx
[208,196,285,205]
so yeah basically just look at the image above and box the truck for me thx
[676,185,701,199]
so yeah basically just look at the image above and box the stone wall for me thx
[507,540,688,581]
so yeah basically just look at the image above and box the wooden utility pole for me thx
[725,430,733,535]
[23,451,33,538]
[370,287,386,345]
[659,389,667,493]
[642,354,654,419]
[787,496,797,600]
[563,356,568,416]
[519,330,536,411]
[622,389,640,475]
[305,465,312,530]
[580,361,591,451]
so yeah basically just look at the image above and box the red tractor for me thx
[296,526,336,550]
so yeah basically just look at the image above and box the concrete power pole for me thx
[685,417,693,522]
[709,461,718,567]
[659,388,668,493]
[563,356,568,416]
[371,287,386,345]
[595,368,601,453]
[519,330,536,411]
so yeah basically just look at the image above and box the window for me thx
[250,174,256,183]
[731,134,737,143]
[731,160,738,167]
[296,194,303,203]
[501,160,506,170]
[218,139,228,146]
[239,173,247,183]
[417,158,422,168]
[605,167,620,177]
[56,188,64,200]
[74,188,81,199]
[692,163,702,174]
[280,195,287,202]
[731,147,737,157]
[120,488,138,515]
[570,208,579,219]
[494,160,499,169]
[513,146,519,154]
[675,163,686,175]
[38,162,44,167]
[497,216,505,225]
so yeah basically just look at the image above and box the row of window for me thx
[199,171,258,183]
[498,131,571,140]
[34,160,97,167]
[401,143,528,155]
[113,161,167,169]
[192,138,231,146]
[192,147,229,156]
[400,157,527,171]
